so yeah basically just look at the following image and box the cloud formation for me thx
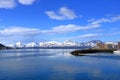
[0,23,99,36]
[0,27,40,36]
[89,15,120,25]
[42,24,100,34]
[1,15,120,44]
[0,24,100,44]
[45,7,77,20]
[0,0,35,9]
[58,32,120,41]
[0,0,16,9]
[79,34,101,38]
[18,0,35,5]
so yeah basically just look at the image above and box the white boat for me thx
[113,50,120,55]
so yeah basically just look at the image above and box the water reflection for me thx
[83,53,120,60]
[0,49,74,59]
[0,49,120,80]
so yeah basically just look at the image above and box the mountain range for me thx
[7,40,104,49]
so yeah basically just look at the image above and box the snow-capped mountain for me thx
[7,42,25,48]
[7,40,103,48]
[26,42,39,48]
[85,40,103,47]
[63,40,80,47]
[39,41,62,47]
[15,42,25,48]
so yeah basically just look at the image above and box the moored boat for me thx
[113,50,120,55]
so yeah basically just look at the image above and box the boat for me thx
[113,50,120,55]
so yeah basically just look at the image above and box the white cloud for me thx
[45,7,77,20]
[57,32,120,41]
[60,7,77,19]
[60,33,102,40]
[0,25,100,44]
[111,16,120,22]
[0,27,41,44]
[41,24,100,34]
[42,24,80,34]
[91,18,111,24]
[0,27,40,36]
[0,0,16,9]
[18,0,35,5]
[0,23,100,36]
[45,11,65,20]
[1,15,120,44]
[0,0,35,9]
[78,33,120,38]
[79,34,101,38]
[89,15,120,25]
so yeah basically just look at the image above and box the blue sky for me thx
[0,0,120,44]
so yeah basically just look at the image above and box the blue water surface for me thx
[0,49,120,80]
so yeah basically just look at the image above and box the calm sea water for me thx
[0,49,120,80]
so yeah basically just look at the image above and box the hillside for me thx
[0,43,11,50]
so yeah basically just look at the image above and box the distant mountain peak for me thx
[88,40,103,43]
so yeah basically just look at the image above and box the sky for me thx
[0,0,120,44]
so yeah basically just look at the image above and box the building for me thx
[95,43,116,49]
[106,44,115,49]
[96,43,107,49]
[118,42,120,49]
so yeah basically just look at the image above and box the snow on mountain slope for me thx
[39,41,62,47]
[26,42,39,48]
[85,40,103,47]
[7,44,15,48]
[7,40,104,48]
[15,42,25,48]
[63,40,80,46]
[8,42,25,48]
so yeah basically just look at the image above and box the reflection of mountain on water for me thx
[0,49,73,59]
[0,53,55,59]
[1,49,120,60]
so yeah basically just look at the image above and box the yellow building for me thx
[96,43,106,49]
[96,43,116,49]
